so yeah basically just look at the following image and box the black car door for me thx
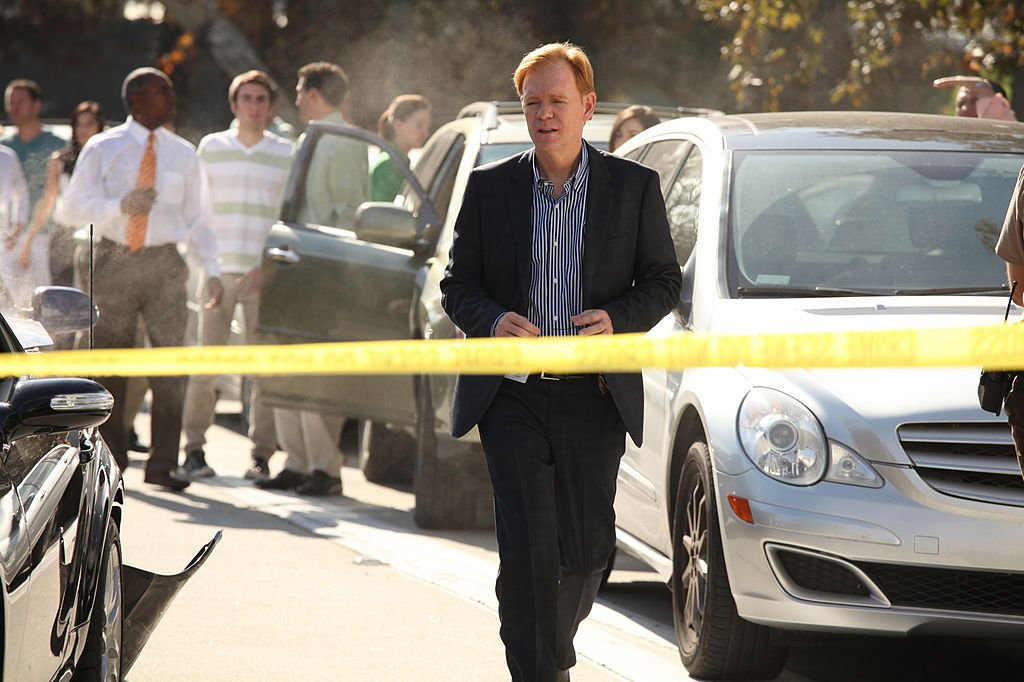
[0,399,31,679]
[6,433,83,677]
[0,314,85,678]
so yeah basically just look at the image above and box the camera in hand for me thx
[979,370,1017,415]
[978,281,1019,416]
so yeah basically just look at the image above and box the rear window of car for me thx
[476,141,610,167]
[477,143,532,167]
[728,150,1023,295]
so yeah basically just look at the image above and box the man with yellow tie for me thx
[63,67,222,491]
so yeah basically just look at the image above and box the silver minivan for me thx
[613,111,1024,680]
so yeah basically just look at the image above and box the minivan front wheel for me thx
[671,441,786,680]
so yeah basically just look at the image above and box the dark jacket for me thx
[440,142,682,446]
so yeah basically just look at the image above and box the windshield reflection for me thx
[728,150,1022,296]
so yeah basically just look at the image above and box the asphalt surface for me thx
[119,412,644,681]
[119,409,1024,681]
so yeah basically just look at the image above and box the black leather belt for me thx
[99,238,178,255]
[537,371,586,381]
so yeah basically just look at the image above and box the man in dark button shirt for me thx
[440,42,682,681]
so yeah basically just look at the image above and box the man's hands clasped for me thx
[120,187,157,216]
[493,309,613,337]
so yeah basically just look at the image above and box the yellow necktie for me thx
[125,131,156,252]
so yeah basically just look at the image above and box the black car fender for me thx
[72,431,122,634]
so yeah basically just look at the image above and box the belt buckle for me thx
[539,371,560,381]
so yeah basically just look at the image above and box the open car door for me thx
[257,123,440,426]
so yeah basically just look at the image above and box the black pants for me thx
[85,239,188,476]
[49,224,76,287]
[478,374,626,682]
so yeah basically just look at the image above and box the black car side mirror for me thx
[0,377,112,443]
[31,286,97,335]
[354,203,418,249]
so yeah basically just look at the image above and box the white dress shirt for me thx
[63,117,219,276]
[0,145,29,227]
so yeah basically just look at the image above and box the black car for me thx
[0,286,219,680]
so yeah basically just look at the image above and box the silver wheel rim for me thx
[99,539,123,681]
[680,475,708,650]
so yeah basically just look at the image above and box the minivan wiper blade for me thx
[735,285,884,298]
[736,284,1010,298]
[889,286,1010,296]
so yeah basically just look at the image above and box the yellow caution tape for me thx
[3,322,1024,378]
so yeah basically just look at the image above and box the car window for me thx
[729,150,1022,293]
[664,147,702,265]
[621,147,645,163]
[429,136,465,226]
[476,141,610,169]
[477,142,532,167]
[412,130,459,198]
[295,129,372,229]
[405,131,461,221]
[642,140,691,195]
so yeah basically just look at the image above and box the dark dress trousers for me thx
[441,144,682,681]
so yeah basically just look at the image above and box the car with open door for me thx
[257,102,721,528]
[0,286,219,681]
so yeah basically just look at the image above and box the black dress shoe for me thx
[128,427,149,453]
[144,470,191,491]
[295,469,342,496]
[254,469,307,490]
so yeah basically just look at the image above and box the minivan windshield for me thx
[728,150,1023,297]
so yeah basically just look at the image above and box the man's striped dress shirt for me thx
[528,144,589,337]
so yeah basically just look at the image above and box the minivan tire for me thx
[672,441,786,680]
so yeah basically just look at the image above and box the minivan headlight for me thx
[826,441,884,488]
[738,388,827,486]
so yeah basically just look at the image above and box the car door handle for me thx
[266,247,301,264]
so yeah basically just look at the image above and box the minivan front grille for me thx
[897,422,1024,507]
[770,545,1024,617]
[854,561,1024,616]
[777,550,870,597]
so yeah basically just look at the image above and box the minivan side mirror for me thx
[354,202,418,249]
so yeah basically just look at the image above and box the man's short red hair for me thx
[513,42,595,98]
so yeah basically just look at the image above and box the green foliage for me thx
[696,0,1024,113]
[6,0,1023,131]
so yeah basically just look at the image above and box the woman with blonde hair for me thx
[371,94,431,202]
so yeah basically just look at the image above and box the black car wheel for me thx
[671,441,786,681]
[412,375,493,529]
[358,420,414,485]
[74,519,123,682]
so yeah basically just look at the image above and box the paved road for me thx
[120,412,1024,681]
[120,414,642,681]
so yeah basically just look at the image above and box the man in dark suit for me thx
[440,43,682,682]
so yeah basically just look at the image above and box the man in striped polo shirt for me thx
[180,70,293,480]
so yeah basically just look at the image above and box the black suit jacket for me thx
[440,142,682,446]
